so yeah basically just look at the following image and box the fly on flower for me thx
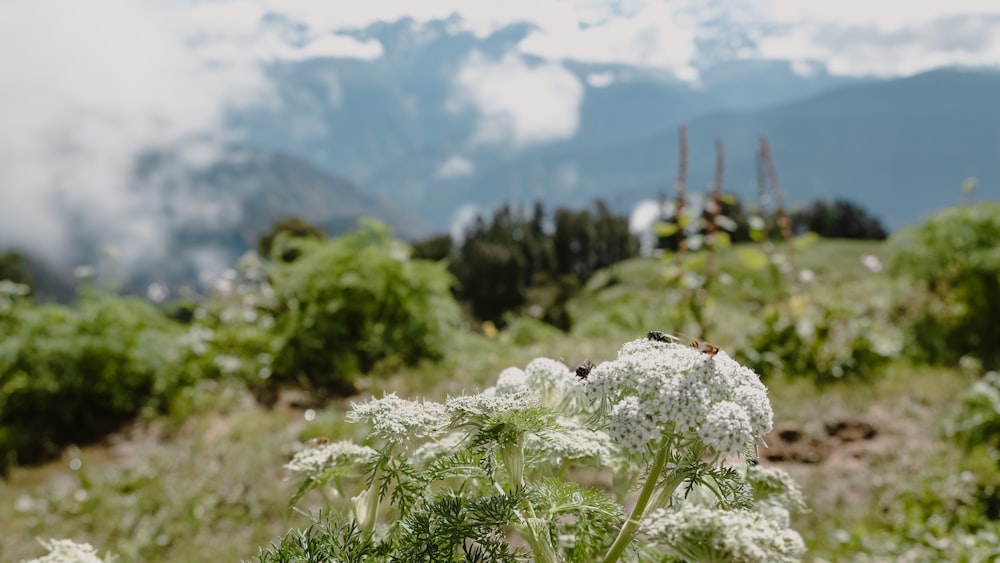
[647,330,680,343]
[575,360,595,380]
[647,329,719,356]
[307,437,330,447]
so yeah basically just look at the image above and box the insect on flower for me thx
[688,340,720,356]
[647,329,719,356]
[575,360,595,380]
[647,330,680,343]
[307,437,330,447]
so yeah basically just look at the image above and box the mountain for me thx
[226,20,865,222]
[391,68,1000,230]
[22,147,432,298]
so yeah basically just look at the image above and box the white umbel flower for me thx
[494,367,529,395]
[527,419,613,465]
[642,505,806,563]
[347,393,448,443]
[446,390,539,418]
[24,539,110,563]
[284,440,377,475]
[584,338,773,459]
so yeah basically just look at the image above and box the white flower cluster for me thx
[489,358,585,410]
[446,391,540,419]
[584,338,773,457]
[642,505,805,563]
[284,440,378,475]
[24,539,110,563]
[347,393,448,443]
[525,421,613,466]
[745,466,809,528]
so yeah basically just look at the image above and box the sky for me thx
[2,0,1000,281]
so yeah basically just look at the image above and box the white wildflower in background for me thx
[642,505,806,563]
[24,539,112,563]
[584,338,772,459]
[860,254,883,273]
[284,441,377,475]
[493,366,528,395]
[347,393,448,443]
[212,354,242,375]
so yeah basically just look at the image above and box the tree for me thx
[258,216,328,262]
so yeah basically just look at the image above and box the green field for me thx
[2,236,998,562]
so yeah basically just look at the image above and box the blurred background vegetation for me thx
[2,199,999,562]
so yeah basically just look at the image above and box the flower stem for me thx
[600,439,682,563]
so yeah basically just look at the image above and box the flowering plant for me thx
[259,336,806,562]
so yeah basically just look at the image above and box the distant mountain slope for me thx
[227,20,860,203]
[418,69,1000,230]
[25,147,433,296]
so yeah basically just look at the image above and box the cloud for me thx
[517,1,700,81]
[437,155,475,178]
[586,72,616,88]
[758,1,1000,77]
[0,0,269,279]
[451,52,584,147]
[449,203,481,246]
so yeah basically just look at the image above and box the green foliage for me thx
[0,251,32,288]
[791,199,888,240]
[890,201,1000,368]
[835,469,1000,561]
[257,216,328,263]
[949,371,1000,467]
[255,513,383,563]
[440,200,638,328]
[270,219,460,392]
[170,253,281,404]
[0,290,181,469]
[737,279,902,383]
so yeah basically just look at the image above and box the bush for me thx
[269,219,461,392]
[170,252,282,405]
[736,279,902,383]
[890,202,1000,368]
[0,290,181,469]
[949,371,1000,467]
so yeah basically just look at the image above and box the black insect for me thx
[576,360,595,380]
[647,330,680,343]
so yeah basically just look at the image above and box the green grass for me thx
[1,238,991,562]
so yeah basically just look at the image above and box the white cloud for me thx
[629,199,662,256]
[451,52,584,147]
[449,203,481,245]
[586,72,616,88]
[437,155,475,178]
[758,1,1000,76]
[518,1,699,80]
[0,0,268,276]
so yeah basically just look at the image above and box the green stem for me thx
[600,439,683,563]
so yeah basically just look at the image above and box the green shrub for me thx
[269,219,461,392]
[736,279,902,383]
[949,371,1000,467]
[0,290,181,469]
[890,202,1000,368]
[172,252,281,393]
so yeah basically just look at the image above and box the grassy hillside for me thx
[1,238,995,562]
